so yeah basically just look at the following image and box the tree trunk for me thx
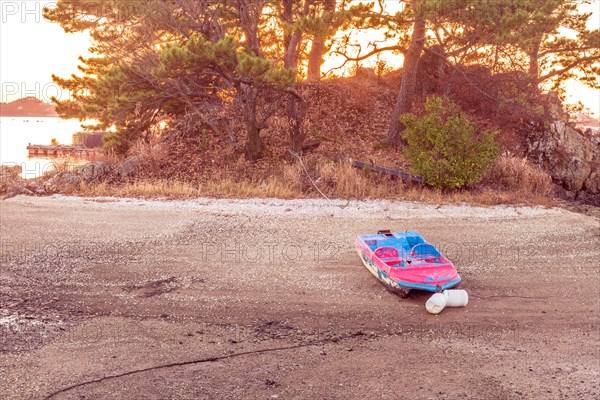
[241,85,265,160]
[285,34,303,69]
[245,122,265,160]
[387,4,426,146]
[307,0,335,81]
[237,1,267,160]
[307,39,326,81]
[528,35,542,86]
[283,0,310,69]
[286,89,308,153]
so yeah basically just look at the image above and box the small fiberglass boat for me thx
[355,230,461,297]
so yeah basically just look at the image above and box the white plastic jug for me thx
[443,289,469,307]
[426,292,447,314]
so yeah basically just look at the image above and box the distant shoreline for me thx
[0,97,59,118]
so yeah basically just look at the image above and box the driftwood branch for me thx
[334,155,424,184]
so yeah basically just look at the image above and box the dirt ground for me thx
[0,195,598,400]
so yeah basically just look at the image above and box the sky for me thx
[0,0,598,117]
[0,0,92,104]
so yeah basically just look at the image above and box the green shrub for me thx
[401,96,500,189]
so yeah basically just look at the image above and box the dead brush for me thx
[491,154,554,196]
[128,135,169,177]
[76,153,554,206]
[280,162,305,193]
[92,150,122,167]
[316,161,337,188]
[202,177,300,198]
[78,177,302,199]
[317,161,383,199]
[47,157,80,177]
[79,180,199,198]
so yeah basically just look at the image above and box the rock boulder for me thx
[527,93,599,203]
[1,165,26,199]
[80,162,110,183]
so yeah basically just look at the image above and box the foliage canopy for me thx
[43,0,598,161]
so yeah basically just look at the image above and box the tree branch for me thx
[539,46,600,57]
[539,54,600,81]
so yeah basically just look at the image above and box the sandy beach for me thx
[0,195,598,399]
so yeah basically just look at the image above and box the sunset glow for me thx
[1,1,92,103]
[0,0,598,116]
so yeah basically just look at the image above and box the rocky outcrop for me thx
[0,166,25,199]
[80,162,111,183]
[121,156,142,178]
[0,166,50,199]
[1,162,103,199]
[527,93,599,204]
[0,165,22,179]
[1,156,145,200]
[582,135,600,200]
[43,172,81,194]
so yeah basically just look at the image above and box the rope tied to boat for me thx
[288,149,334,206]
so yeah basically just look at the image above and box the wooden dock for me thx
[27,144,97,158]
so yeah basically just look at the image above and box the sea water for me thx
[0,117,85,178]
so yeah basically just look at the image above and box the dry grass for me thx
[80,180,198,198]
[78,176,553,207]
[317,161,386,198]
[44,157,85,178]
[91,151,122,167]
[490,154,554,196]
[281,162,305,193]
[128,136,169,175]
[202,178,300,198]
[49,157,72,174]
[76,156,554,207]
[79,177,300,199]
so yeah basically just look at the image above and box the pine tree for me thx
[386,0,599,144]
[45,0,296,159]
[431,0,599,91]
